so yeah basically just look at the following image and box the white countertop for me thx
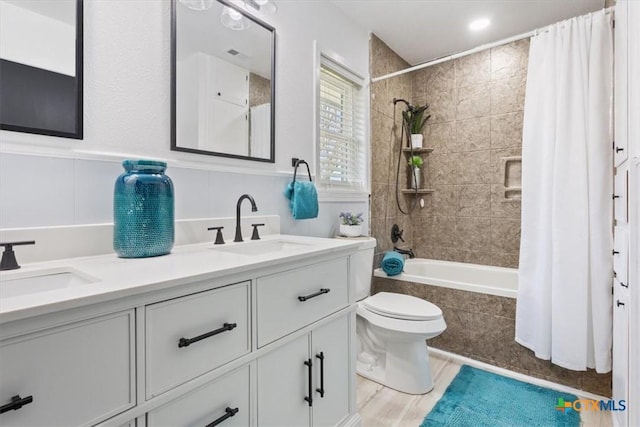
[0,234,363,324]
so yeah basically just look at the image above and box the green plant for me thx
[408,155,424,168]
[402,103,431,134]
[339,212,364,225]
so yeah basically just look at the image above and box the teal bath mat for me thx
[421,365,580,427]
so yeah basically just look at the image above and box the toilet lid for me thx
[363,292,442,321]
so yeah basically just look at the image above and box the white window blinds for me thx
[318,59,365,191]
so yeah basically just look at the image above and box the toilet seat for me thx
[363,292,442,321]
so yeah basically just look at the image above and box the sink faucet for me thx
[234,194,258,242]
[393,246,415,259]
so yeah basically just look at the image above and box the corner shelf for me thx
[400,189,435,195]
[402,148,434,155]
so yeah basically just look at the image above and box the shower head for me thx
[392,98,414,110]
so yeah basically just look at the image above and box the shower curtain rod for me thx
[371,6,614,83]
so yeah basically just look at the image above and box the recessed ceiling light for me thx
[469,18,490,31]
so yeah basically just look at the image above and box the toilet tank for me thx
[353,237,377,301]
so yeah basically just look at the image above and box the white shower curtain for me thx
[515,10,614,373]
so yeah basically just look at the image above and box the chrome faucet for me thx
[393,246,415,259]
[234,194,258,242]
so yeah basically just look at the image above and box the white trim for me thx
[313,41,370,195]
[372,7,614,83]
[429,347,612,402]
[0,146,296,178]
[317,191,369,203]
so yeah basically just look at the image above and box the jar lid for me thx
[123,159,167,172]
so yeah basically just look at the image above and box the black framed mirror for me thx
[0,0,83,139]
[171,0,276,163]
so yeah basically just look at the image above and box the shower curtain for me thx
[515,10,614,373]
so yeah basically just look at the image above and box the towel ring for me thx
[293,159,313,183]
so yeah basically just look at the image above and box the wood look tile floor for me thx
[356,353,613,427]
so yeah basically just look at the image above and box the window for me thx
[317,57,366,192]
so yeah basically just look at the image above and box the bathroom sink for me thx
[213,239,313,256]
[0,267,98,299]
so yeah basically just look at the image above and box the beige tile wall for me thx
[412,39,528,268]
[369,34,527,268]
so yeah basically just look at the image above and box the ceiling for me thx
[331,0,604,67]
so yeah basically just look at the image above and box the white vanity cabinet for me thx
[0,311,135,426]
[257,315,351,427]
[0,240,360,427]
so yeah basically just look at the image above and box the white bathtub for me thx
[374,258,518,298]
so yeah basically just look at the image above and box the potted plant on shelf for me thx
[339,212,364,237]
[402,103,431,149]
[408,155,424,189]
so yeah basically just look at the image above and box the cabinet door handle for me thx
[616,300,625,307]
[298,289,330,302]
[316,352,325,398]
[0,395,33,414]
[616,147,624,153]
[178,322,237,348]
[304,359,313,407]
[620,282,629,288]
[205,407,239,427]
[612,250,620,255]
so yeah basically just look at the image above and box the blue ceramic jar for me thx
[113,160,174,258]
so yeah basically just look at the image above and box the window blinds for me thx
[318,61,365,190]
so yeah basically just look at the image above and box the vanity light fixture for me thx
[469,18,491,31]
[178,0,214,11]
[221,6,250,30]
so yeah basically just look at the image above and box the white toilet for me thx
[354,238,446,395]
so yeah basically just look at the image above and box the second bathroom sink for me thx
[0,267,98,299]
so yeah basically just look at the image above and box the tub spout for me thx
[393,246,415,259]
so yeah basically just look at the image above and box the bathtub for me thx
[373,258,518,298]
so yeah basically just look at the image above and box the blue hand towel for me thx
[283,181,319,220]
[381,251,404,276]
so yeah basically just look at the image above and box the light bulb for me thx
[179,0,214,11]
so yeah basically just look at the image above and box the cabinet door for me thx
[0,311,134,426]
[257,334,310,427]
[311,316,351,427]
[147,365,250,427]
[612,283,629,427]
[615,168,628,224]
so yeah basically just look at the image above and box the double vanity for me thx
[0,234,363,426]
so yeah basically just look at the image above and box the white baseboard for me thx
[428,347,611,401]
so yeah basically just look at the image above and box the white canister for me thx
[339,224,362,237]
[410,134,423,149]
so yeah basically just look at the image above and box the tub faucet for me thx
[234,194,258,242]
[393,246,415,259]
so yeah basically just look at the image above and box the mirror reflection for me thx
[0,0,82,139]
[172,0,275,162]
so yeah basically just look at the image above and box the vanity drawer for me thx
[0,311,135,427]
[145,282,250,399]
[256,257,348,347]
[147,365,250,427]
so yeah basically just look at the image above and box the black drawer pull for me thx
[316,352,325,398]
[178,323,237,348]
[616,300,625,307]
[0,395,33,414]
[613,194,620,199]
[205,407,239,427]
[304,358,313,407]
[616,147,624,153]
[612,250,620,255]
[298,289,330,302]
[620,282,629,288]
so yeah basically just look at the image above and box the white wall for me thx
[0,0,370,237]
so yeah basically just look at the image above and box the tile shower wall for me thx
[369,35,526,268]
[411,40,527,268]
[369,35,416,255]
[373,277,613,397]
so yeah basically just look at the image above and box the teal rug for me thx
[421,365,580,427]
